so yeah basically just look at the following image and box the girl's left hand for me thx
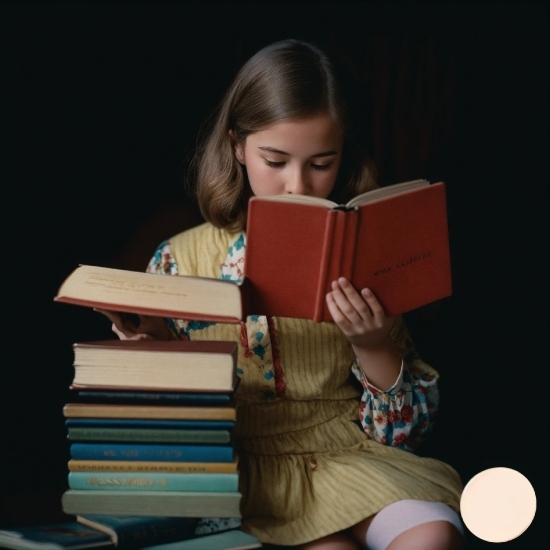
[325,277,395,351]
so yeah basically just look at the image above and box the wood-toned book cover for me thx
[68,456,239,473]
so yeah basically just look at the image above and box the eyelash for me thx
[264,160,332,171]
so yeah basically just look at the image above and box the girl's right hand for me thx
[94,309,173,341]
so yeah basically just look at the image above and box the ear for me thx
[229,130,245,164]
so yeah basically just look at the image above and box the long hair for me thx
[190,39,377,231]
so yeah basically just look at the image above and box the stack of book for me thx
[60,339,243,519]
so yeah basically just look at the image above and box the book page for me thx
[251,194,337,207]
[346,179,429,207]
[55,265,243,321]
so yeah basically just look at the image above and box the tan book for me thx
[68,457,239,473]
[69,340,238,392]
[63,403,237,421]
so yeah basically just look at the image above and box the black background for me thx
[2,2,548,549]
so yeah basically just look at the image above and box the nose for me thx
[285,168,309,195]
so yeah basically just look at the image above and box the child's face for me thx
[234,112,343,199]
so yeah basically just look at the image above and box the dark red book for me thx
[55,179,451,322]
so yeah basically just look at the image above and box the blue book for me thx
[70,443,234,462]
[69,472,239,492]
[76,516,198,549]
[67,427,232,444]
[0,522,112,549]
[75,390,233,406]
[65,419,236,430]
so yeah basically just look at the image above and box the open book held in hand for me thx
[55,179,451,322]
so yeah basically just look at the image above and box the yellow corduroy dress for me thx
[157,222,463,546]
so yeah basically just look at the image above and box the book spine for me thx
[68,459,239,473]
[65,419,236,430]
[62,490,243,518]
[313,209,337,322]
[75,390,232,406]
[70,443,234,463]
[69,472,239,492]
[67,428,231,444]
[63,403,237,421]
[318,209,360,322]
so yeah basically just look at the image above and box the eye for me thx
[311,163,332,171]
[264,159,285,169]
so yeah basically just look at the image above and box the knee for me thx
[387,520,466,550]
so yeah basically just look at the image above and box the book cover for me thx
[68,472,239,492]
[69,442,234,463]
[75,516,198,549]
[146,529,262,550]
[68,456,239,474]
[74,390,234,406]
[54,180,451,322]
[61,490,242,518]
[63,403,237,421]
[70,340,238,392]
[245,180,451,320]
[67,427,231,444]
[65,419,236,430]
[0,522,113,550]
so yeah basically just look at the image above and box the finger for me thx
[360,288,386,320]
[95,309,140,338]
[325,290,351,326]
[329,280,365,324]
[336,278,375,320]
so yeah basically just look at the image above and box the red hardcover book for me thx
[55,179,451,322]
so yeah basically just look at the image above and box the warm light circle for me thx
[460,467,536,543]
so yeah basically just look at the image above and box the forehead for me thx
[247,113,343,150]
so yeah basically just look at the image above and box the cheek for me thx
[246,162,277,195]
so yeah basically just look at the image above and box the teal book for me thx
[0,522,113,550]
[146,529,262,549]
[76,516,198,549]
[67,427,231,444]
[69,472,239,492]
[70,443,234,462]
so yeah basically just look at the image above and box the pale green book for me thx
[62,490,242,518]
[146,529,262,549]
[68,472,239,492]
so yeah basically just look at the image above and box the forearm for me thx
[352,338,402,391]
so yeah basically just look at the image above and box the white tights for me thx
[365,499,465,550]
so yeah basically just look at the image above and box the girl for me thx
[99,39,466,550]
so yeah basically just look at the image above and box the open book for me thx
[55,179,451,322]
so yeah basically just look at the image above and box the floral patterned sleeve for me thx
[351,321,440,452]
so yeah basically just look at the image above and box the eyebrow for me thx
[258,146,338,158]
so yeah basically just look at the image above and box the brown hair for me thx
[190,39,377,231]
